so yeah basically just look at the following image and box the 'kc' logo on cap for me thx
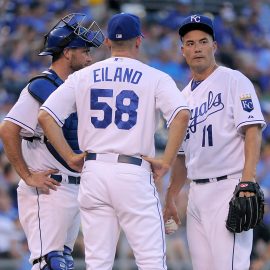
[190,15,201,23]
[178,14,215,40]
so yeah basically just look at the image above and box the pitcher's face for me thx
[181,30,217,74]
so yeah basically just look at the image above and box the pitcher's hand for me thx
[163,196,180,226]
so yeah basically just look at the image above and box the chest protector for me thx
[28,70,80,172]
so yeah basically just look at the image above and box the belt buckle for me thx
[40,135,45,143]
[62,175,68,183]
[209,178,216,183]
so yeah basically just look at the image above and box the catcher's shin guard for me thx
[63,246,74,270]
[43,251,67,270]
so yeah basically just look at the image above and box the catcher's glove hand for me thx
[226,181,264,233]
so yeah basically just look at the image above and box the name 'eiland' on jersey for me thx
[93,67,143,84]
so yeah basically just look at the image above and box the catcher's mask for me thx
[39,13,104,56]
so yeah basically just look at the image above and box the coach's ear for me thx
[135,36,142,48]
[105,38,111,49]
[213,41,217,54]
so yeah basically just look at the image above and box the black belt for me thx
[85,153,143,166]
[23,136,43,142]
[33,256,44,265]
[193,175,228,184]
[50,174,80,184]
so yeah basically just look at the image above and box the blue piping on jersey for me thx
[236,120,266,129]
[232,233,236,270]
[4,117,35,133]
[167,106,189,127]
[40,106,65,126]
[36,188,43,269]
[149,173,167,269]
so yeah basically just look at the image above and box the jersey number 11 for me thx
[202,124,213,147]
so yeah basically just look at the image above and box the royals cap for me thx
[107,13,144,41]
[178,14,215,40]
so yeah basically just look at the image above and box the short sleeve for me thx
[4,88,40,135]
[40,73,77,127]
[155,73,189,127]
[232,72,266,134]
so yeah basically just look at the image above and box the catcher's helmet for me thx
[39,13,104,56]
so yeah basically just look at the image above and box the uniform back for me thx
[44,56,186,157]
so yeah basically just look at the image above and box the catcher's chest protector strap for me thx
[27,69,79,173]
[27,69,63,103]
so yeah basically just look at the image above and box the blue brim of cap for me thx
[179,23,215,40]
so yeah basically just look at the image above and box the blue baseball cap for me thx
[107,13,144,41]
[178,15,215,40]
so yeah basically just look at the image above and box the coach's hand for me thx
[67,152,86,172]
[142,156,170,182]
[25,169,60,194]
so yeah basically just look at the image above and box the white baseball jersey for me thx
[41,57,189,157]
[5,87,80,176]
[4,83,80,266]
[178,66,265,270]
[41,56,188,269]
[179,66,266,179]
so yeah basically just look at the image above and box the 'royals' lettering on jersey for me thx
[189,91,224,133]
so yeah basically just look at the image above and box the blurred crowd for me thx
[0,0,270,269]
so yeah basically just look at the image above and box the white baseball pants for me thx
[17,180,80,268]
[78,159,167,270]
[187,178,252,270]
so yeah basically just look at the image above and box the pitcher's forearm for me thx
[163,109,190,166]
[242,124,262,181]
[166,155,187,199]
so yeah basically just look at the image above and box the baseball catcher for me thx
[0,12,104,270]
[226,181,264,233]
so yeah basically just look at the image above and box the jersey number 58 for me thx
[90,88,139,130]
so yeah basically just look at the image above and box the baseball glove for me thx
[226,181,264,233]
